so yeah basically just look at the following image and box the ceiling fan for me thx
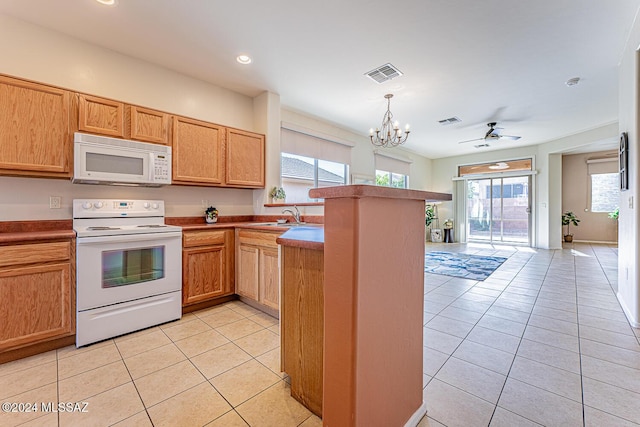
[458,122,521,144]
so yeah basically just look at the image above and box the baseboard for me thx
[572,240,618,245]
[616,292,640,327]
[404,400,428,427]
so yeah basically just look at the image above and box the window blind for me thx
[586,158,617,175]
[280,125,353,165]
[374,150,412,176]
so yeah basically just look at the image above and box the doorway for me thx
[466,175,531,245]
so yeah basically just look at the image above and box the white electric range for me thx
[73,199,182,347]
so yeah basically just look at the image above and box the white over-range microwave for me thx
[73,132,172,186]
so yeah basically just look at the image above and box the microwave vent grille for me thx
[74,132,171,154]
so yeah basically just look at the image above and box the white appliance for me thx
[73,132,172,186]
[73,199,182,347]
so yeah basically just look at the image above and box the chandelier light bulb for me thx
[369,94,410,148]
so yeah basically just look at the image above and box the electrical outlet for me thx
[49,196,61,209]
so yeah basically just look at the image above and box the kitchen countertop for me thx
[276,226,324,250]
[0,217,324,243]
[0,220,75,244]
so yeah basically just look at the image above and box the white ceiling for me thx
[1,0,638,159]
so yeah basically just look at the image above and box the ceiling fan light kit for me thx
[369,94,410,148]
[458,122,521,146]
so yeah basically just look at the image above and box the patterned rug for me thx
[425,251,507,281]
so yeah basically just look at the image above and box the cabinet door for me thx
[0,263,73,351]
[236,245,259,300]
[226,128,265,188]
[129,106,170,145]
[183,245,227,305]
[259,247,280,310]
[78,94,125,138]
[172,116,224,185]
[0,76,71,176]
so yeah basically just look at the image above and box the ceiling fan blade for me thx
[498,135,521,141]
[458,137,484,144]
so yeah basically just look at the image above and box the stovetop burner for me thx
[87,226,122,231]
[73,199,182,238]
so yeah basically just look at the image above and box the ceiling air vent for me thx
[438,117,461,125]
[365,63,403,84]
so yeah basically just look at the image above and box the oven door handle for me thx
[76,231,182,245]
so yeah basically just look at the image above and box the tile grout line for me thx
[424,245,536,425]
[485,245,554,426]
[112,336,155,426]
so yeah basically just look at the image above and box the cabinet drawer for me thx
[183,230,228,248]
[0,242,71,268]
[237,229,279,248]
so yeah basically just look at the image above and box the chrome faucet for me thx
[282,206,301,224]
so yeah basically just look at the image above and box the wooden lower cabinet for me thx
[0,240,75,352]
[182,229,234,306]
[236,229,280,312]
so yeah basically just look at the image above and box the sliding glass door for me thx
[466,176,531,245]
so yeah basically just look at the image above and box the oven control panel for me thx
[73,199,165,218]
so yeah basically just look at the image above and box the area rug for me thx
[424,251,507,281]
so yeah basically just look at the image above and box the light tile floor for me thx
[421,241,640,427]
[0,242,637,426]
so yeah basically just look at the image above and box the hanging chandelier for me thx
[369,93,410,148]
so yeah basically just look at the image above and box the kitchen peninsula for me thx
[278,185,452,427]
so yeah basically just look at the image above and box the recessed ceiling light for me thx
[236,55,252,65]
[565,77,580,87]
[95,0,117,5]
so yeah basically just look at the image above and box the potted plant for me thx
[562,211,580,242]
[205,206,218,224]
[270,186,286,203]
[608,207,619,220]
[426,204,442,242]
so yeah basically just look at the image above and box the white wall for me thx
[0,14,259,220]
[617,9,640,326]
[0,15,434,222]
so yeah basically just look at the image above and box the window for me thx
[375,170,408,188]
[374,150,411,189]
[591,173,619,212]
[280,125,353,202]
[281,152,348,202]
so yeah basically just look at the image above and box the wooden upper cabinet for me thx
[78,94,125,138]
[128,105,170,145]
[0,75,71,177]
[172,116,224,185]
[226,128,265,188]
[77,95,170,145]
